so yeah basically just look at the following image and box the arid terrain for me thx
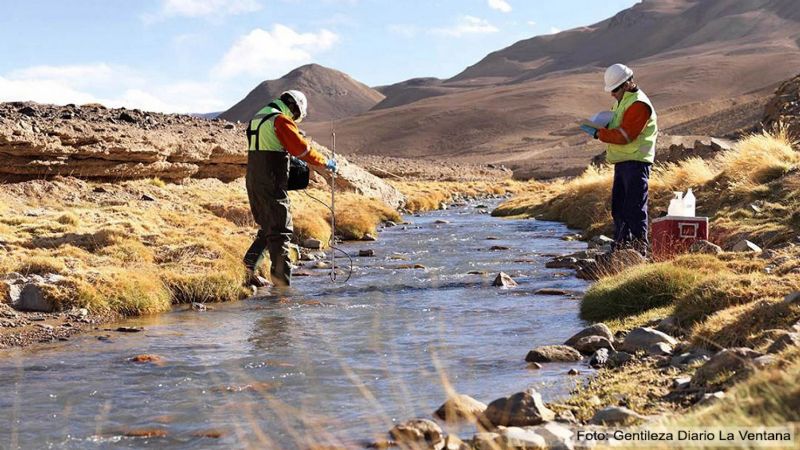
[289,0,800,179]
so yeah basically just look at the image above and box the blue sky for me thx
[0,0,638,113]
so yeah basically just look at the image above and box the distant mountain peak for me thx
[219,63,384,123]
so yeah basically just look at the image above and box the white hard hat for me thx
[282,90,308,122]
[604,64,634,92]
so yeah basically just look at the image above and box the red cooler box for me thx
[651,216,708,259]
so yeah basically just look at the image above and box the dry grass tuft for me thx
[14,255,67,275]
[580,255,723,323]
[56,212,80,226]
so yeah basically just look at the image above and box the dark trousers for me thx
[611,161,651,254]
[243,151,293,287]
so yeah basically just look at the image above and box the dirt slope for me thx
[219,64,384,123]
[305,0,800,179]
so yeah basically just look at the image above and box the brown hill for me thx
[218,64,384,123]
[306,0,800,179]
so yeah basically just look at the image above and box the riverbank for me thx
[0,175,521,349]
[489,129,800,437]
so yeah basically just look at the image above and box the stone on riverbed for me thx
[129,354,164,365]
[545,257,578,269]
[482,388,555,427]
[434,394,487,423]
[492,272,518,288]
[389,418,443,448]
[534,288,569,296]
[301,238,323,250]
[525,345,582,363]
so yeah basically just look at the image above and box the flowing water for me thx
[0,201,591,449]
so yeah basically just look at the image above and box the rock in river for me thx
[492,272,518,288]
[525,345,582,363]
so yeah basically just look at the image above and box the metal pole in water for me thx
[330,126,336,281]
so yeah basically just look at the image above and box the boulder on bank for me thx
[482,388,555,427]
[589,406,646,426]
[564,323,613,347]
[11,274,66,313]
[496,427,547,449]
[619,327,677,353]
[690,240,723,255]
[433,394,487,423]
[589,348,610,368]
[766,333,800,354]
[388,419,443,448]
[731,239,762,253]
[572,336,615,354]
[525,345,582,363]
[691,347,762,388]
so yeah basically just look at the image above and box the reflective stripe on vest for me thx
[606,89,658,164]
[247,100,292,152]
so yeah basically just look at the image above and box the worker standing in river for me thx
[243,90,338,288]
[580,64,658,257]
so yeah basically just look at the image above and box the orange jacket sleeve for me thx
[273,115,327,167]
[597,101,651,145]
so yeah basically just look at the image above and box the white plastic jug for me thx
[668,192,684,216]
[683,188,696,217]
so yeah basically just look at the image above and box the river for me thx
[0,200,590,449]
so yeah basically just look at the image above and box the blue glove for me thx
[325,158,338,173]
[580,125,598,138]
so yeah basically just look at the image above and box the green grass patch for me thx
[580,262,703,322]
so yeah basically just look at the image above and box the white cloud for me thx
[160,0,261,18]
[431,16,499,37]
[487,0,512,13]
[0,63,228,113]
[213,25,339,79]
[549,26,562,34]
[0,76,99,106]
[527,20,537,27]
[388,24,419,38]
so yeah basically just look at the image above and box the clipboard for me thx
[577,119,606,129]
